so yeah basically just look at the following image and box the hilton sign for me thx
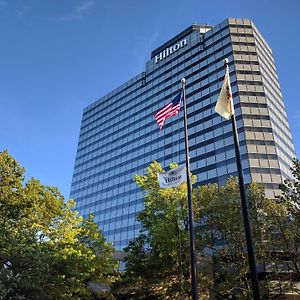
[155,39,187,63]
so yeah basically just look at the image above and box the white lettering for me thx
[155,39,187,64]
[155,52,163,63]
[173,44,180,51]
[162,49,166,59]
[180,39,187,47]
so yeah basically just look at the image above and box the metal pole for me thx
[181,78,199,300]
[226,61,261,299]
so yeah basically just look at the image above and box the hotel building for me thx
[70,18,296,249]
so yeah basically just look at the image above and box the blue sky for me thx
[0,0,299,198]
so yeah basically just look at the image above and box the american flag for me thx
[154,91,182,130]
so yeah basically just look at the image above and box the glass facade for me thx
[70,18,296,250]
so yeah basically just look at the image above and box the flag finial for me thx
[181,78,186,85]
[224,58,229,66]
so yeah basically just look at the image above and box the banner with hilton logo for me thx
[157,165,187,188]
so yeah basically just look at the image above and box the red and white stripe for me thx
[154,102,181,130]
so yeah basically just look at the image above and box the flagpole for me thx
[181,78,199,300]
[224,60,261,299]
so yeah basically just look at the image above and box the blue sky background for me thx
[0,0,299,198]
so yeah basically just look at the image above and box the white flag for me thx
[215,64,234,120]
[158,165,187,188]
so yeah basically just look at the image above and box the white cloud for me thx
[76,0,94,13]
[59,0,94,21]
[15,5,30,22]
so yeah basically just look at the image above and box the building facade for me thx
[70,18,296,250]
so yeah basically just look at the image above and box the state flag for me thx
[215,65,234,120]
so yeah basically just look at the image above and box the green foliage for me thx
[249,158,300,296]
[117,162,280,299]
[117,161,198,299]
[274,159,300,278]
[0,150,119,300]
[199,178,271,298]
[117,159,300,299]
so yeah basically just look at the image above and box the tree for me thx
[276,159,300,275]
[0,150,119,300]
[198,178,271,298]
[117,161,278,299]
[117,161,203,299]
[198,165,300,298]
[269,159,300,293]
[117,160,300,298]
